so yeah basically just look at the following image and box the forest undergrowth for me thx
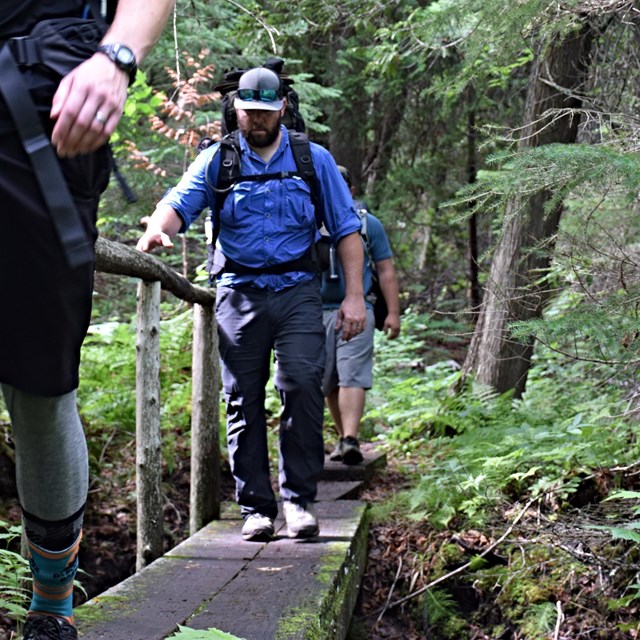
[2,303,640,639]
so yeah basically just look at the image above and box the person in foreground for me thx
[0,2,173,639]
[137,67,366,542]
[322,166,401,465]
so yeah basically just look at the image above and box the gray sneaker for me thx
[328,443,342,461]
[283,501,319,539]
[241,513,275,541]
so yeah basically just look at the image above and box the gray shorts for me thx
[322,308,375,395]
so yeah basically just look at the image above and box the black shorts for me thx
[0,65,110,396]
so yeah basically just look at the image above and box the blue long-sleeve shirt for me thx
[160,126,361,291]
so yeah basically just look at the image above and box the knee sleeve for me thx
[2,385,88,521]
[22,505,84,551]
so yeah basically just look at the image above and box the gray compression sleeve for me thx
[1,384,88,520]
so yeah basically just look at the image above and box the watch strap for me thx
[97,43,137,85]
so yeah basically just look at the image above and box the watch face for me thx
[117,46,135,66]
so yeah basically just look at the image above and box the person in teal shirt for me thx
[321,166,401,464]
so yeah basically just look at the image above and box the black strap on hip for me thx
[224,248,319,276]
[0,44,93,269]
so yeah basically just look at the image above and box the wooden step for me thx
[76,500,370,640]
[321,441,387,482]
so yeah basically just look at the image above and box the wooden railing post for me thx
[189,303,221,534]
[95,239,220,566]
[135,279,163,570]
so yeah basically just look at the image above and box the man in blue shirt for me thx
[137,67,366,541]
[321,166,401,465]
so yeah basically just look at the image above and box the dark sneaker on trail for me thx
[241,513,275,541]
[22,615,78,640]
[340,436,363,465]
[283,501,319,539]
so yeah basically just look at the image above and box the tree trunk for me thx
[461,26,593,396]
[466,101,481,313]
[362,92,405,195]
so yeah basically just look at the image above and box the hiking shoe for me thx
[340,436,363,465]
[22,615,78,640]
[283,501,319,539]
[328,443,342,461]
[241,513,275,541]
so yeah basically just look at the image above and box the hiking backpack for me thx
[319,202,388,331]
[203,58,322,280]
[356,204,388,331]
[214,57,306,137]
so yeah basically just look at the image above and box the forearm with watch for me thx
[96,0,175,84]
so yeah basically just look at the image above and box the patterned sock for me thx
[26,531,82,622]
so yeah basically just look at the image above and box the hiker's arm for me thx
[136,204,183,253]
[376,257,401,339]
[336,232,367,341]
[51,0,174,158]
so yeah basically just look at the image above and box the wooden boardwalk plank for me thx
[77,501,369,640]
[186,501,369,640]
[321,443,387,483]
[76,445,385,640]
[316,480,362,501]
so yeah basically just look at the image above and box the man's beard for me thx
[241,116,281,148]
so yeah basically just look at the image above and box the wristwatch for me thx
[97,43,137,86]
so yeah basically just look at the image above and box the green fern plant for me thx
[79,308,217,476]
[167,625,246,640]
[422,588,469,639]
[518,601,558,639]
[365,306,640,530]
[0,520,30,623]
[585,490,640,544]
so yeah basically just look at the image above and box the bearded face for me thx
[236,107,283,148]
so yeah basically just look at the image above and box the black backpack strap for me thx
[214,131,242,203]
[288,131,321,223]
[86,0,109,27]
[207,130,323,279]
[213,130,320,215]
[0,44,93,268]
[107,144,137,203]
[206,130,242,250]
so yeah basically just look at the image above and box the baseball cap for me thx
[234,67,284,111]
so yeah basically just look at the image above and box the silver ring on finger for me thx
[95,111,107,125]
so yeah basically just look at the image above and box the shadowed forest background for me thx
[3,1,640,638]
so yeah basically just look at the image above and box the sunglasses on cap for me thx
[237,88,280,102]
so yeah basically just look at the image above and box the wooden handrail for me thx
[96,237,215,306]
[95,237,220,570]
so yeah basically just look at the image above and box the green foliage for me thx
[588,491,640,544]
[167,625,246,640]
[0,521,30,623]
[518,601,558,639]
[453,144,640,221]
[367,307,640,530]
[79,308,214,476]
[607,583,640,611]
[422,588,469,639]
